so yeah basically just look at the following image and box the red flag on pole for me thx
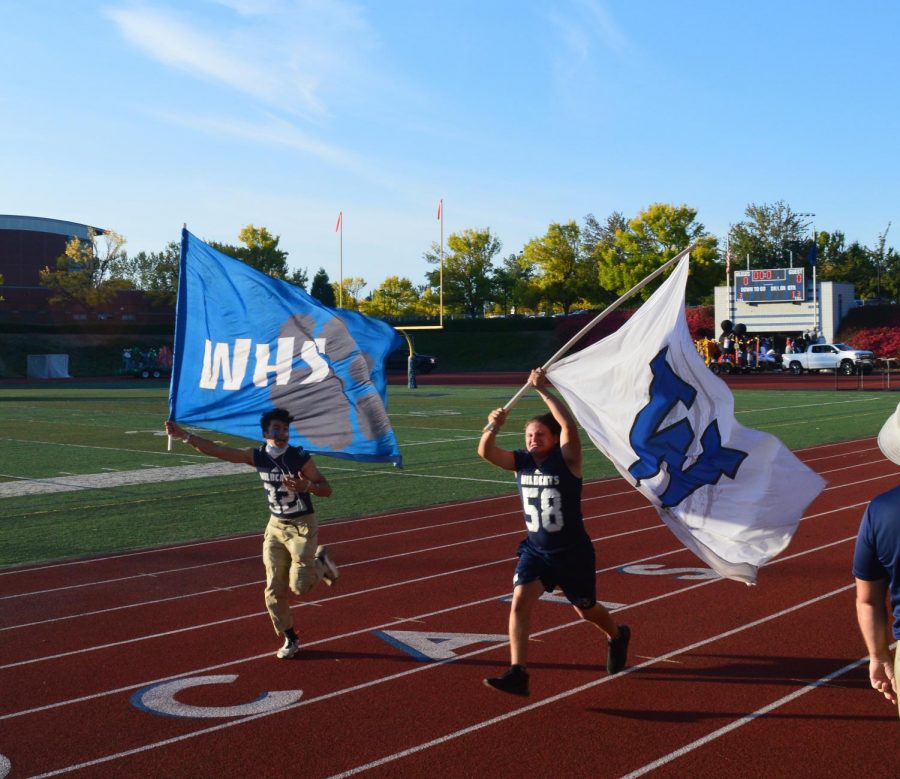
[436,199,442,220]
[335,211,342,232]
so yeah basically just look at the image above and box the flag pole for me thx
[337,210,343,308]
[438,198,444,327]
[486,243,697,429]
[167,222,189,453]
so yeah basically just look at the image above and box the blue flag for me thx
[807,236,817,266]
[169,229,404,464]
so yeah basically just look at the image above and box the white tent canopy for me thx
[26,354,71,379]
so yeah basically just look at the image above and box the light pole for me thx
[796,212,817,336]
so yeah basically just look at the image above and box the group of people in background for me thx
[121,344,172,373]
[784,329,825,354]
[694,322,827,372]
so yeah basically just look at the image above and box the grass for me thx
[0,380,896,568]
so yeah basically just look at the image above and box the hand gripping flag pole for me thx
[484,243,697,431]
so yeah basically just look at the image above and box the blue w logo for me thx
[628,347,747,507]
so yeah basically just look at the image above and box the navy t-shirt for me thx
[252,445,314,519]
[514,447,590,553]
[852,484,900,639]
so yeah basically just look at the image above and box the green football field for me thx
[0,380,896,568]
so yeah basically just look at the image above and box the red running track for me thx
[1,438,899,778]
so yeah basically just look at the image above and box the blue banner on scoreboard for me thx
[733,267,805,303]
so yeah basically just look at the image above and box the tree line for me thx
[35,201,899,318]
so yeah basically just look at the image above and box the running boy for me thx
[166,409,338,659]
[477,368,630,696]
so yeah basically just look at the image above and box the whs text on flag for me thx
[169,229,404,464]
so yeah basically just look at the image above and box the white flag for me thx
[547,255,826,584]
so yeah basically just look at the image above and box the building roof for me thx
[0,214,105,240]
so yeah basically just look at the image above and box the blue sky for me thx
[3,1,898,292]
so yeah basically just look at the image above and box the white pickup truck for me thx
[782,343,876,375]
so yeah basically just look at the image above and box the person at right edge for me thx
[853,399,900,715]
[477,367,630,697]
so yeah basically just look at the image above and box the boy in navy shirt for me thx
[478,368,630,696]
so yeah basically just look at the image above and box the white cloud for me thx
[575,0,629,54]
[105,4,325,116]
[548,0,630,65]
[144,108,357,168]
[206,0,281,16]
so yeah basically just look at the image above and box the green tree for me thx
[424,228,500,318]
[121,240,180,305]
[814,227,899,301]
[310,267,336,307]
[871,223,898,300]
[288,267,308,289]
[522,220,598,315]
[413,284,442,317]
[332,276,367,310]
[359,276,420,317]
[582,211,627,258]
[595,203,718,304]
[728,201,815,268]
[209,224,290,279]
[490,252,533,315]
[39,229,132,308]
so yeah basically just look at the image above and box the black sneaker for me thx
[484,665,529,697]
[607,624,630,674]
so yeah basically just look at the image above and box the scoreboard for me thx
[733,267,805,302]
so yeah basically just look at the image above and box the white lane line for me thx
[325,584,857,779]
[0,531,857,724]
[28,584,856,779]
[0,521,665,655]
[0,498,657,601]
[0,462,248,497]
[0,545,693,721]
[619,654,875,779]
[0,453,889,598]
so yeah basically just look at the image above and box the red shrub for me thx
[553,308,636,353]
[685,305,716,339]
[554,304,716,352]
[841,326,900,358]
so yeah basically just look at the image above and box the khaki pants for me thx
[262,514,324,635]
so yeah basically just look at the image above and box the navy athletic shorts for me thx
[513,538,597,610]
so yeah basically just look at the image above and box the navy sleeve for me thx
[852,506,888,581]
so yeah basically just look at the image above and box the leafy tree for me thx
[360,276,420,317]
[120,240,180,305]
[595,203,718,304]
[414,284,442,317]
[210,224,290,279]
[310,268,336,307]
[815,227,899,301]
[490,252,534,315]
[288,267,308,289]
[332,276,367,310]
[39,229,132,307]
[522,220,598,315]
[871,223,898,300]
[582,211,627,258]
[728,201,814,268]
[582,212,627,308]
[237,224,290,278]
[424,228,500,318]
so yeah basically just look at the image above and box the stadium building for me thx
[0,214,171,324]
